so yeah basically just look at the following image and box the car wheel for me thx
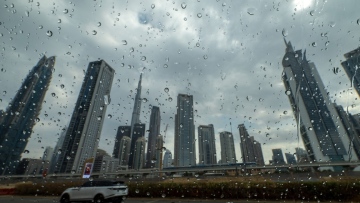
[94,194,104,203]
[60,194,70,203]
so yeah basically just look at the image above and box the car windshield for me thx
[1,0,360,201]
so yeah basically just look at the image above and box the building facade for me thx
[128,123,146,169]
[146,106,161,168]
[239,124,264,166]
[341,47,360,97]
[154,135,164,169]
[282,40,357,168]
[219,131,236,164]
[130,74,142,138]
[285,153,297,164]
[163,150,173,168]
[198,124,217,165]
[174,94,196,167]
[55,60,114,173]
[272,148,286,165]
[133,136,146,170]
[118,136,131,169]
[113,126,131,158]
[0,56,55,175]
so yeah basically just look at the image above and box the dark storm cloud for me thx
[1,0,360,162]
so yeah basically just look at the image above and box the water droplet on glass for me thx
[196,42,200,47]
[164,87,169,93]
[39,25,43,29]
[46,30,53,37]
[97,22,101,27]
[329,21,336,27]
[24,150,29,154]
[51,93,56,97]
[122,40,127,45]
[282,29,288,37]
[325,41,330,46]
[97,116,102,121]
[141,56,146,61]
[92,30,97,35]
[180,123,183,128]
[311,42,317,47]
[57,149,62,154]
[60,84,65,89]
[333,67,339,74]
[25,11,29,17]
[63,9,68,14]
[36,2,40,6]
[142,98,148,103]
[58,19,61,23]
[168,97,173,102]
[357,19,360,25]
[66,156,71,160]
[285,90,291,95]
[71,170,76,174]
[310,10,315,16]
[181,3,187,9]
[247,8,255,15]
[203,55,208,60]
[135,189,139,193]
[197,13,202,18]
[35,118,40,122]
[163,64,168,68]
[151,4,155,9]
[104,95,110,105]
[308,127,313,131]
[162,194,166,198]
[283,111,287,115]
[108,114,112,119]
[222,2,226,7]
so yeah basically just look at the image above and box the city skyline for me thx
[2,1,360,169]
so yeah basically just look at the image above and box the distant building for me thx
[219,131,236,164]
[285,153,297,164]
[154,135,164,169]
[93,155,119,173]
[341,47,360,97]
[130,74,143,139]
[55,60,114,174]
[16,158,49,176]
[113,126,131,158]
[146,106,161,168]
[282,40,357,169]
[0,56,55,175]
[49,127,67,173]
[272,149,286,165]
[198,124,217,165]
[174,94,196,167]
[163,150,173,168]
[295,147,309,163]
[118,136,131,169]
[133,137,146,170]
[129,123,146,169]
[239,124,264,166]
[42,147,54,162]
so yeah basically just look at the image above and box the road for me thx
[0,196,337,203]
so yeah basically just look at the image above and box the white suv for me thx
[59,180,128,203]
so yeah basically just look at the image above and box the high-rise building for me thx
[128,123,146,169]
[130,74,142,138]
[295,147,309,163]
[163,150,173,168]
[49,126,67,173]
[118,136,131,168]
[219,131,236,164]
[133,136,146,170]
[341,47,360,97]
[154,135,164,169]
[0,56,55,175]
[42,147,54,162]
[55,60,114,173]
[198,124,217,165]
[93,155,119,173]
[272,149,286,165]
[239,124,264,166]
[146,106,161,168]
[282,40,357,167]
[285,153,297,164]
[174,94,196,167]
[113,126,131,158]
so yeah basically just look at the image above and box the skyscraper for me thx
[341,47,360,97]
[128,123,146,169]
[56,60,114,173]
[285,153,297,164]
[49,127,67,173]
[130,74,142,138]
[219,131,236,164]
[198,124,217,165]
[174,94,196,167]
[154,135,164,169]
[146,106,161,168]
[113,126,131,158]
[239,124,264,166]
[0,56,55,175]
[272,149,286,165]
[163,150,173,168]
[133,136,146,170]
[295,147,309,163]
[118,136,131,168]
[282,40,357,167]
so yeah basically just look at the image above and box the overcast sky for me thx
[1,0,360,164]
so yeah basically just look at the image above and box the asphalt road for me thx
[0,196,325,203]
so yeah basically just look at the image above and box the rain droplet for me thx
[164,87,169,93]
[181,3,187,9]
[58,19,61,23]
[97,22,101,27]
[203,55,208,60]
[63,9,68,14]
[333,67,339,74]
[46,30,53,37]
[122,40,127,45]
[196,42,200,47]
[311,42,317,47]
[325,41,330,46]
[163,64,168,68]
[357,19,360,25]
[141,56,146,61]
[309,10,315,16]
[51,93,56,97]
[162,194,166,198]
[108,114,112,119]
[308,127,313,131]
[151,4,155,9]
[282,29,288,37]
[285,90,291,95]
[25,11,29,17]
[66,156,71,160]
[197,13,202,18]
[39,25,43,29]
[329,21,336,27]
[57,149,62,154]
[97,116,102,121]
[142,98,148,103]
[92,30,97,35]
[135,189,139,193]
[168,97,173,102]
[247,8,256,15]
[283,111,287,115]
[60,84,65,89]
[246,96,252,101]
[24,150,29,154]
[35,118,40,122]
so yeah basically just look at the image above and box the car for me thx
[59,180,128,203]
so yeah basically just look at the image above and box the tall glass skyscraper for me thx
[219,131,236,164]
[128,123,146,169]
[113,126,131,158]
[55,60,114,173]
[145,106,161,168]
[341,47,360,97]
[130,74,142,138]
[174,94,196,167]
[282,40,357,168]
[0,56,55,175]
[239,124,264,166]
[198,124,217,165]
